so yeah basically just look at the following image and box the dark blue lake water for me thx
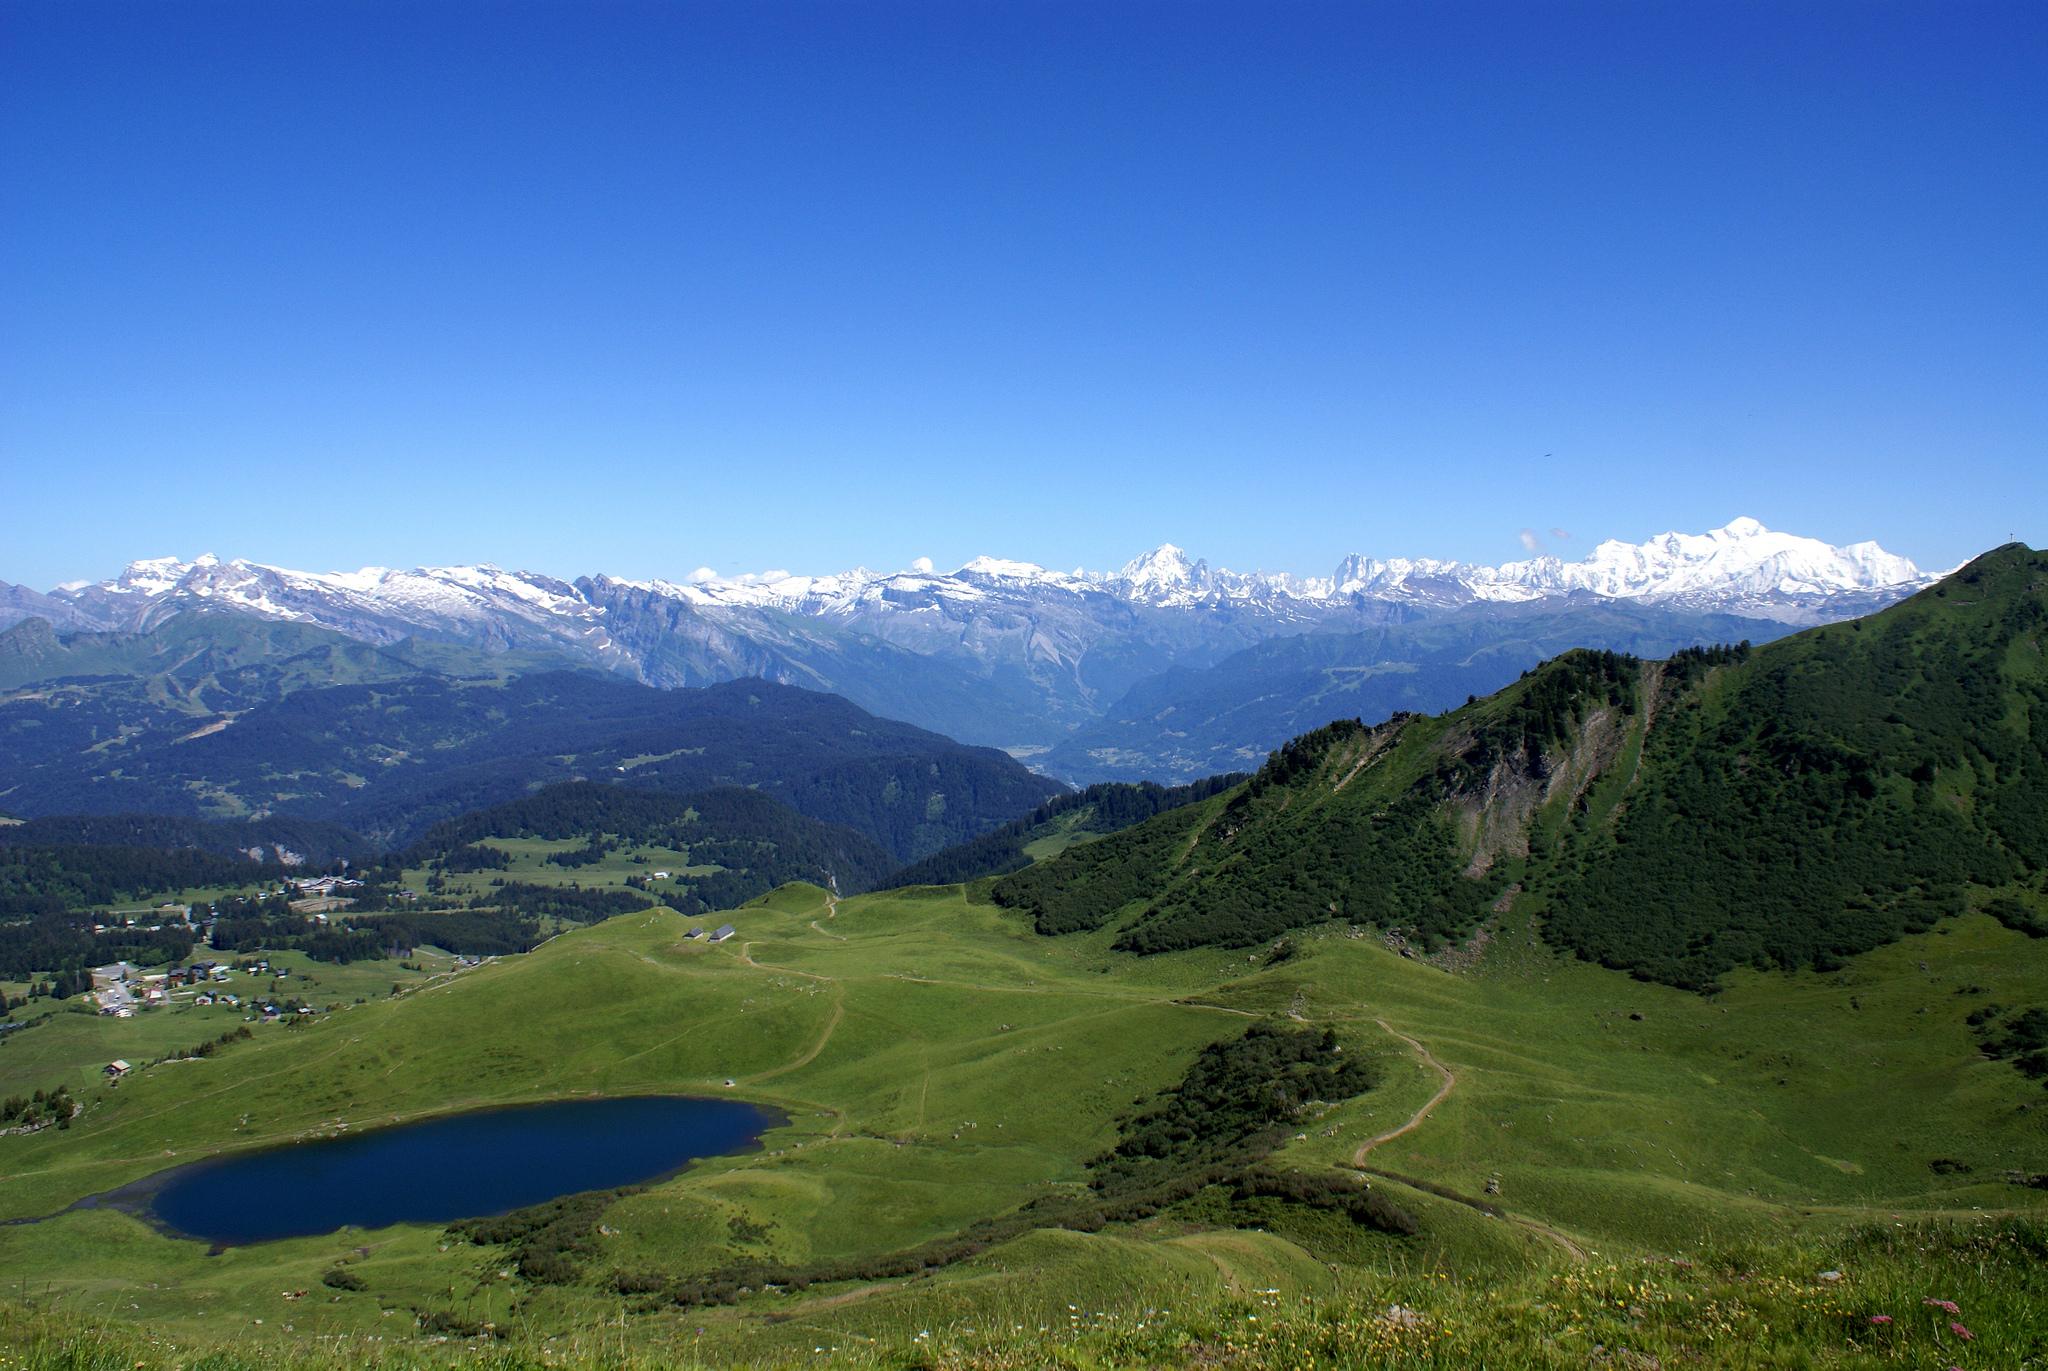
[115,1095,781,1246]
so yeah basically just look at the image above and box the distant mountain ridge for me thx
[1042,596,1796,783]
[25,518,1929,633]
[0,520,1938,768]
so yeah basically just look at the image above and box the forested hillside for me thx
[402,782,898,908]
[0,670,1061,859]
[998,545,2048,990]
[878,774,1245,888]
[0,813,373,866]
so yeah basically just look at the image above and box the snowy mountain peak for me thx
[1116,544,1215,602]
[31,520,1935,655]
[1120,543,1192,578]
[1495,518,1929,605]
[958,555,1054,580]
[112,555,216,596]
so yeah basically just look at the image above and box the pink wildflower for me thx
[1922,1297,1961,1315]
[1950,1322,1974,1341]
[1867,1315,1892,1326]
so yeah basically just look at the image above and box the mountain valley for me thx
[2,541,2041,1370]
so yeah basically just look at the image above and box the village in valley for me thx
[0,828,749,1135]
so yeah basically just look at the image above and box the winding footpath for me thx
[1352,1018,1456,1162]
[1353,1017,1589,1263]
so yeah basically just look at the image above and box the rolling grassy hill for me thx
[0,880,2041,1367]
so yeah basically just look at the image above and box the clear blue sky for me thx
[3,0,2042,589]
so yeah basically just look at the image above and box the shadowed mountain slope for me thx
[0,669,1062,859]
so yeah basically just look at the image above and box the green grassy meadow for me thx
[399,835,722,902]
[2,874,2043,1366]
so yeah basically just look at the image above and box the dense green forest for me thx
[1545,551,2044,987]
[0,910,193,983]
[0,813,373,865]
[0,669,1059,858]
[879,773,1245,888]
[999,546,2048,991]
[0,780,904,979]
[1088,1021,1376,1190]
[0,843,297,917]
[405,782,897,910]
[996,713,1500,954]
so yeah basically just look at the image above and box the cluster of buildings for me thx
[91,958,240,1018]
[286,875,366,916]
[88,903,195,936]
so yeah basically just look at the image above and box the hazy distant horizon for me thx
[13,512,2012,600]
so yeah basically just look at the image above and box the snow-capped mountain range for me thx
[1,520,1938,764]
[28,517,1926,632]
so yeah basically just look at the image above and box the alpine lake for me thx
[73,1095,785,1246]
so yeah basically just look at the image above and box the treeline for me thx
[1247,719,1371,797]
[991,717,1376,942]
[470,882,652,922]
[1975,1007,2048,1086]
[405,784,717,855]
[354,910,546,958]
[992,802,1215,936]
[1443,650,1641,784]
[449,1188,637,1285]
[210,912,386,963]
[0,910,193,984]
[210,882,650,964]
[408,783,896,901]
[1987,896,2048,939]
[992,717,1496,955]
[1090,1022,1376,1190]
[441,844,510,872]
[0,812,372,865]
[881,774,1246,889]
[0,1085,75,1131]
[1121,792,1492,955]
[991,548,2048,991]
[0,843,297,916]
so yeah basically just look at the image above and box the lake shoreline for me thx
[33,1093,790,1248]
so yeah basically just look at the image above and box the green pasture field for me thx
[0,880,2042,1367]
[398,834,719,901]
[0,949,461,1102]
